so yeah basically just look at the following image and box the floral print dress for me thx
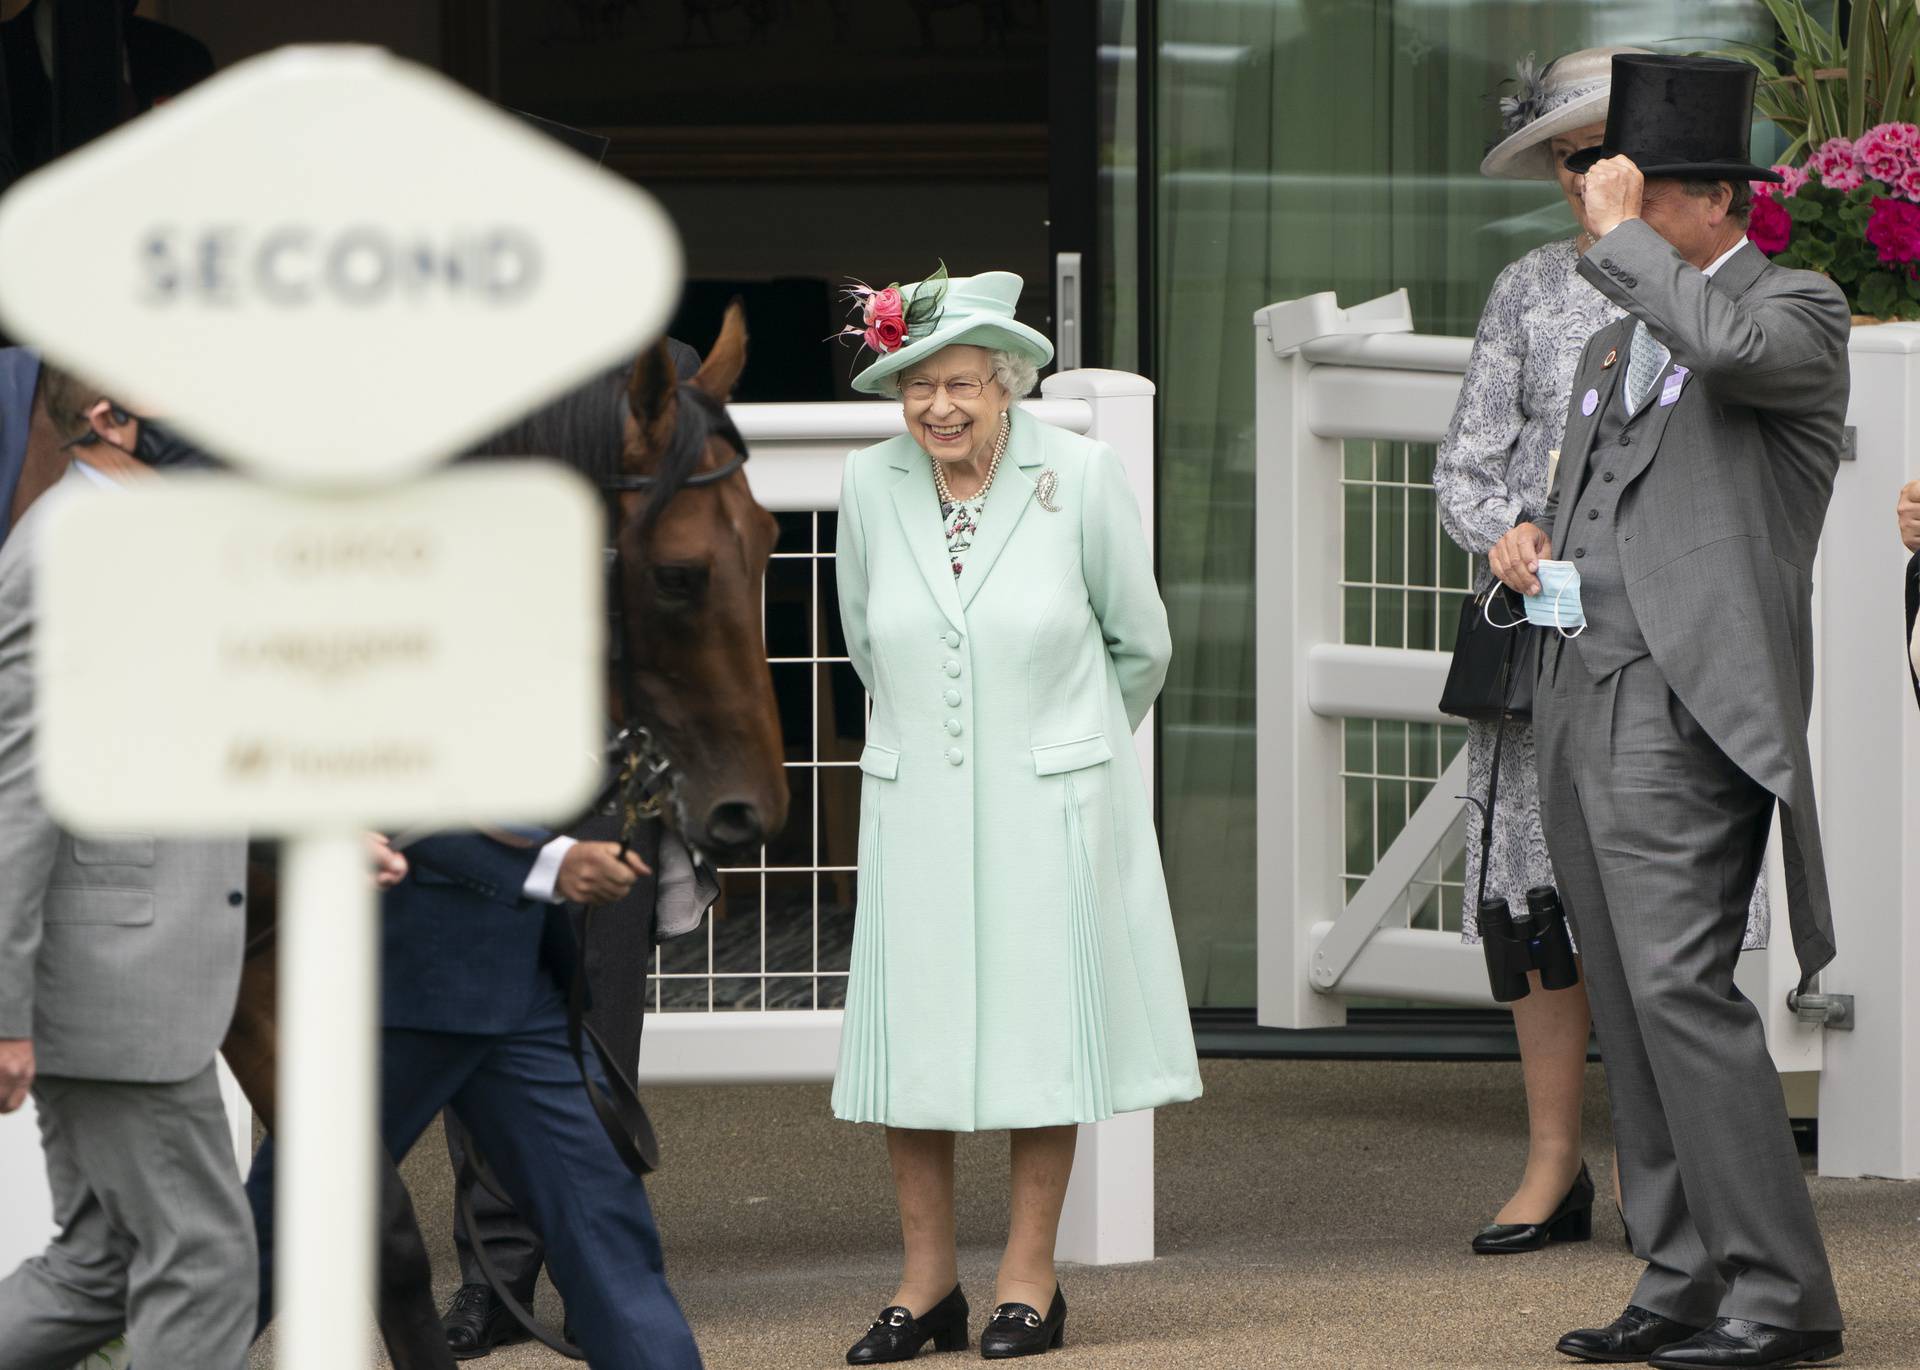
[1435,237,1768,948]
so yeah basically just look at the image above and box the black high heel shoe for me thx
[980,1287,1065,1359]
[1471,1161,1595,1254]
[847,1285,970,1364]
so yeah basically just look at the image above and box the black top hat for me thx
[1564,54,1782,183]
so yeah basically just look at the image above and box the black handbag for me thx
[1439,583,1541,722]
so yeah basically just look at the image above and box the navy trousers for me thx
[246,987,702,1370]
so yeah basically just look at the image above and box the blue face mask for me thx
[1525,560,1587,636]
[1482,560,1587,638]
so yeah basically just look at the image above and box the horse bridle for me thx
[589,384,751,860]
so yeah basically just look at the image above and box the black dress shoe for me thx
[980,1287,1066,1359]
[847,1285,970,1364]
[1474,1161,1596,1254]
[1648,1319,1843,1368]
[1557,1305,1707,1362]
[442,1283,530,1360]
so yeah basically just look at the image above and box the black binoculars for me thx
[1479,885,1580,1002]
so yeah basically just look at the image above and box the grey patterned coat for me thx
[1435,238,1767,948]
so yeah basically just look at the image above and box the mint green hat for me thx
[850,270,1055,396]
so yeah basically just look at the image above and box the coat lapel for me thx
[956,408,1043,611]
[888,444,966,632]
[1618,245,1767,492]
[1552,319,1630,549]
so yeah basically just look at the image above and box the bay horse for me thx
[219,303,786,1367]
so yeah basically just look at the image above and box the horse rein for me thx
[590,384,750,862]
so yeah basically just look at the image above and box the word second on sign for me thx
[143,226,540,306]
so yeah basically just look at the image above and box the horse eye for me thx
[652,564,708,602]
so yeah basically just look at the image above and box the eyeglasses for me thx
[901,376,988,402]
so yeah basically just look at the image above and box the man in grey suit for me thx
[1491,55,1847,1369]
[0,371,256,1369]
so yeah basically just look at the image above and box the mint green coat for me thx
[830,407,1203,1132]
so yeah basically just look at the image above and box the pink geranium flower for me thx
[1900,165,1920,203]
[1747,193,1793,254]
[1808,136,1864,191]
[1866,196,1920,266]
[1855,124,1917,186]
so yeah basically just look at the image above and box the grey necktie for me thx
[1624,320,1670,412]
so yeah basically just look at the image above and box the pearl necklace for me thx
[932,411,1010,506]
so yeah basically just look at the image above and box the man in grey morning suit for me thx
[1491,56,1846,1369]
[0,378,256,1369]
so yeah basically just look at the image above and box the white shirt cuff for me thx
[523,836,578,904]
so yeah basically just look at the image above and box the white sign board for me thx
[0,45,682,487]
[35,463,604,830]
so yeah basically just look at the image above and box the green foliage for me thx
[1718,1,1920,159]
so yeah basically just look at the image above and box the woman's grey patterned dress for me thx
[1435,237,1768,948]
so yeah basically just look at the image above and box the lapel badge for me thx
[1034,469,1062,513]
[1602,347,1618,370]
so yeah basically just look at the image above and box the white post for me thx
[1041,369,1160,1265]
[1813,324,1920,1179]
[277,833,378,1365]
[1252,298,1359,1029]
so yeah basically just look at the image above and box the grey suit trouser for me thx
[1536,644,1841,1331]
[0,1064,256,1370]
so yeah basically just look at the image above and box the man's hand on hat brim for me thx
[1581,155,1645,240]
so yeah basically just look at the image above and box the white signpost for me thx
[0,45,684,1368]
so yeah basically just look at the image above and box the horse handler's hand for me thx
[0,1039,34,1113]
[1898,479,1920,552]
[1489,522,1553,596]
[366,833,408,888]
[558,842,653,905]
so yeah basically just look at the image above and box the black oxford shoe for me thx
[1475,1162,1596,1254]
[847,1285,970,1364]
[441,1283,529,1360]
[980,1287,1066,1359]
[1648,1319,1843,1368]
[1557,1305,1706,1362]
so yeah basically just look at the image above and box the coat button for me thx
[942,660,961,678]
[1617,433,1631,446]
[1587,508,1600,520]
[228,890,245,907]
[945,719,963,736]
[1603,471,1616,483]
[943,689,961,708]
[1574,548,1587,559]
[944,630,961,648]
[945,747,964,766]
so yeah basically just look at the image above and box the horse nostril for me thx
[706,802,765,851]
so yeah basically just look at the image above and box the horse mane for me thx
[462,361,630,485]
[461,361,740,534]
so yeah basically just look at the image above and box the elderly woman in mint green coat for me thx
[831,268,1201,1365]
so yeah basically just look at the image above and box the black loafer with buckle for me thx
[980,1287,1066,1360]
[847,1285,970,1364]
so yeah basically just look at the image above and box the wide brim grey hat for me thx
[851,270,1054,396]
[1480,45,1653,181]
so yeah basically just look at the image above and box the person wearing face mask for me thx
[1487,54,1849,1370]
[829,268,1200,1363]
[1435,46,1769,1261]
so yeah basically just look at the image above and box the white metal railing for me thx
[1253,289,1920,1180]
